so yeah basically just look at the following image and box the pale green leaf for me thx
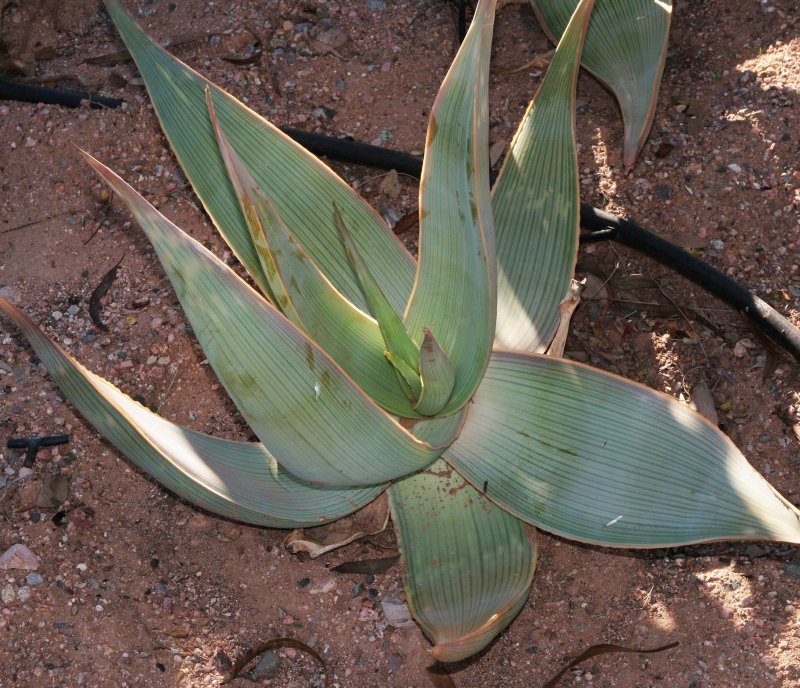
[493,0,592,353]
[403,0,497,415]
[207,95,419,417]
[83,153,443,487]
[105,0,415,312]
[389,458,536,662]
[332,204,422,401]
[414,329,455,417]
[531,0,673,166]
[0,297,384,527]
[445,351,800,546]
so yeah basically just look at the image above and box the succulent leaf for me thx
[389,458,536,662]
[0,297,384,527]
[403,0,497,415]
[413,329,456,417]
[332,204,423,401]
[530,0,673,166]
[445,351,800,546]
[493,0,593,354]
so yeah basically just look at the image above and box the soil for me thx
[1,0,800,686]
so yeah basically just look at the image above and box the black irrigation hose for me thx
[580,207,800,363]
[274,128,800,364]
[0,80,124,109]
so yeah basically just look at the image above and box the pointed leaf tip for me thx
[414,328,455,417]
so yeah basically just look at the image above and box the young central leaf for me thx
[333,204,423,402]
[414,328,456,416]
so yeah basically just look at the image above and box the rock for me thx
[67,506,95,531]
[17,586,32,602]
[381,598,414,628]
[389,652,403,670]
[26,572,44,586]
[745,544,766,558]
[0,285,22,304]
[733,339,749,357]
[1,584,15,603]
[0,544,39,570]
[727,163,742,174]
[252,651,280,680]
[36,473,69,508]
[308,577,336,595]
[784,560,800,578]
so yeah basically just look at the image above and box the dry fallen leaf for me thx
[285,494,389,558]
[689,379,719,426]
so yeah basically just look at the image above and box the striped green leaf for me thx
[0,297,384,527]
[332,204,423,403]
[414,329,455,417]
[492,0,592,354]
[531,0,673,166]
[83,153,444,487]
[105,0,415,313]
[207,94,419,417]
[389,459,536,662]
[445,351,800,546]
[403,0,497,415]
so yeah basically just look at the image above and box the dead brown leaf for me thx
[285,494,390,558]
[543,641,678,688]
[223,637,329,685]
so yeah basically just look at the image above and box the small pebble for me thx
[252,651,280,679]
[1,584,15,604]
[17,586,32,602]
[26,572,44,586]
[381,598,414,628]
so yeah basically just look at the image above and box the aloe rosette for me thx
[2,0,799,663]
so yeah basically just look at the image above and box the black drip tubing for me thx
[0,79,123,109]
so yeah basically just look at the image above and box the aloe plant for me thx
[2,0,800,664]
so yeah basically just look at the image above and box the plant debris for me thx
[88,254,125,332]
[542,641,679,688]
[331,554,399,575]
[222,637,329,685]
